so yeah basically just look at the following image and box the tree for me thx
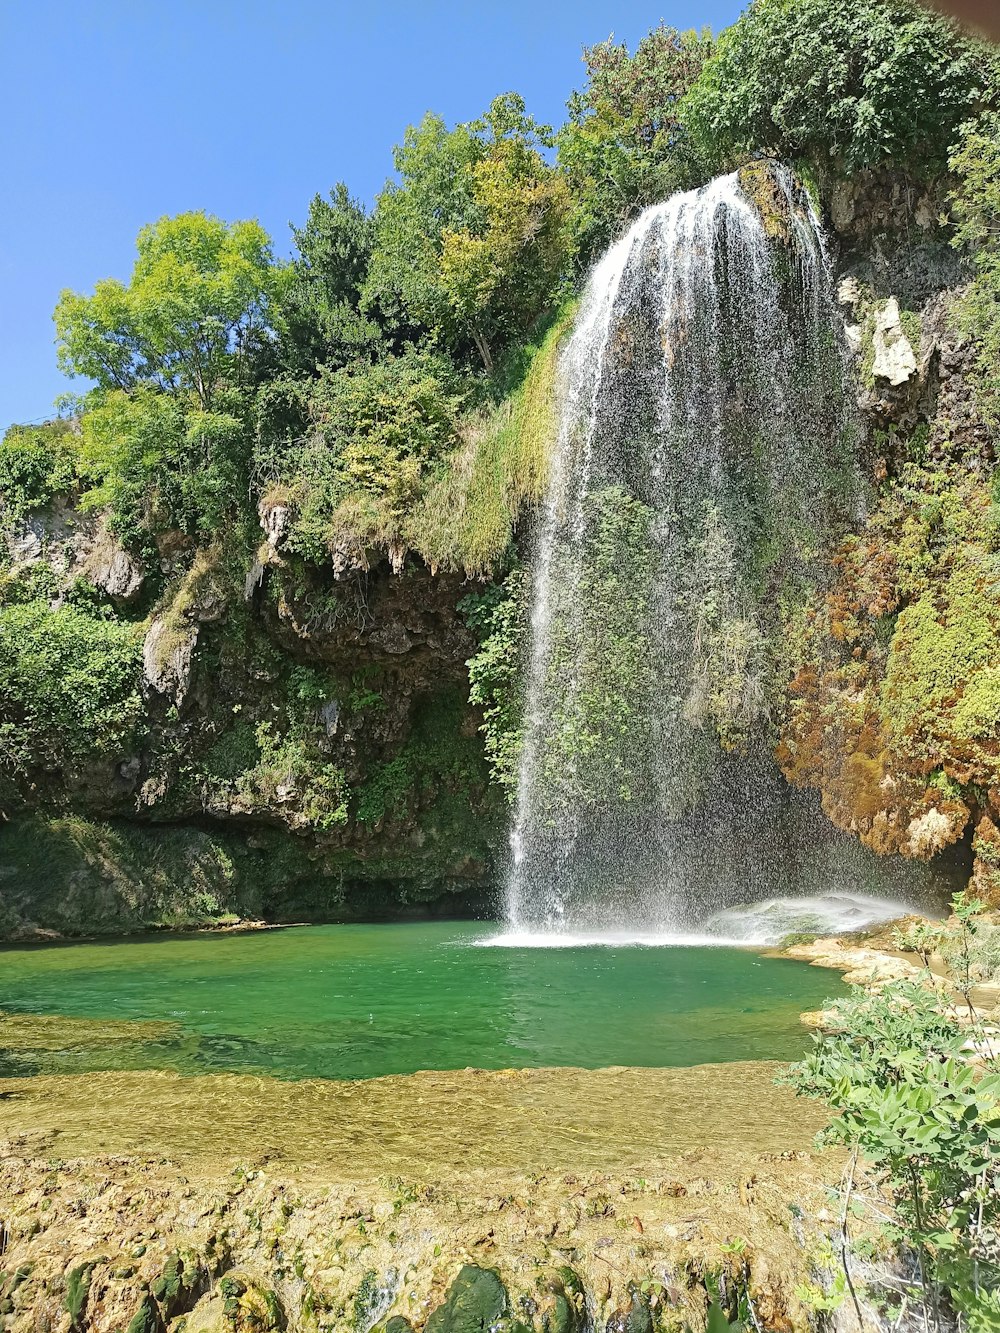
[55,211,282,410]
[277,183,383,374]
[78,389,244,543]
[365,94,571,372]
[558,25,713,264]
[681,0,999,185]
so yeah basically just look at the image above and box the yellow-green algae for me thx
[0,1061,825,1176]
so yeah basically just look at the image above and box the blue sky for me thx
[0,0,743,426]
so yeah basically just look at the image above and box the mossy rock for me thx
[151,1251,203,1320]
[378,1319,414,1333]
[126,1292,166,1333]
[65,1260,104,1331]
[606,1291,653,1333]
[425,1266,507,1333]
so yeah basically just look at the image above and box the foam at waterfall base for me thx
[477,929,745,948]
[480,893,920,949]
[702,892,922,944]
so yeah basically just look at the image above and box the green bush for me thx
[461,568,527,798]
[268,350,467,563]
[0,599,143,780]
[0,421,78,523]
[682,0,998,185]
[788,895,1000,1328]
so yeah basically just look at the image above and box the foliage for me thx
[558,24,713,264]
[365,94,571,370]
[354,688,489,829]
[407,301,574,575]
[264,349,466,563]
[237,721,349,830]
[56,211,282,409]
[535,486,658,816]
[682,0,998,184]
[461,568,528,798]
[787,896,1000,1328]
[952,113,1000,428]
[78,387,246,542]
[0,421,78,524]
[0,599,143,782]
[277,183,382,374]
[777,464,1000,860]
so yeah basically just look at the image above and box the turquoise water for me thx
[0,922,840,1080]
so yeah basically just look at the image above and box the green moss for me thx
[65,1262,96,1331]
[408,301,576,575]
[424,1266,507,1333]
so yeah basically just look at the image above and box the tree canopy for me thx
[55,211,281,409]
[682,0,999,182]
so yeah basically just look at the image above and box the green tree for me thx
[682,0,997,185]
[0,599,144,786]
[558,24,713,264]
[78,389,245,543]
[55,211,282,409]
[365,94,571,371]
[267,350,467,562]
[277,183,383,374]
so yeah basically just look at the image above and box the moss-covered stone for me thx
[425,1265,507,1333]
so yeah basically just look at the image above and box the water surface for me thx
[0,921,841,1080]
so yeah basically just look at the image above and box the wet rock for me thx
[605,1290,653,1333]
[125,1292,165,1333]
[425,1265,507,1333]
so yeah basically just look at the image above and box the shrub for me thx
[682,0,998,185]
[0,599,144,780]
[0,421,78,523]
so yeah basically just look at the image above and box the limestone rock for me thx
[904,806,965,857]
[258,498,290,550]
[87,544,145,604]
[142,617,199,708]
[871,298,917,386]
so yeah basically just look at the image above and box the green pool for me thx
[0,922,841,1080]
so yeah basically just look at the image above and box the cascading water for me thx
[506,163,917,939]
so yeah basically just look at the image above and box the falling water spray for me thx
[507,164,871,935]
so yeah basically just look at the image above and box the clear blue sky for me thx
[0,0,743,427]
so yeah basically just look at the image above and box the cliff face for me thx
[0,513,505,938]
[0,171,996,940]
[777,191,1000,904]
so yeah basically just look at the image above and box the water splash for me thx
[508,165,888,936]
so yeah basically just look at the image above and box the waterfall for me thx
[507,164,872,936]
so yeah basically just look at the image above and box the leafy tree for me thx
[78,389,245,543]
[277,183,383,374]
[0,420,78,523]
[55,211,282,409]
[682,0,998,185]
[365,94,571,371]
[558,24,713,264]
